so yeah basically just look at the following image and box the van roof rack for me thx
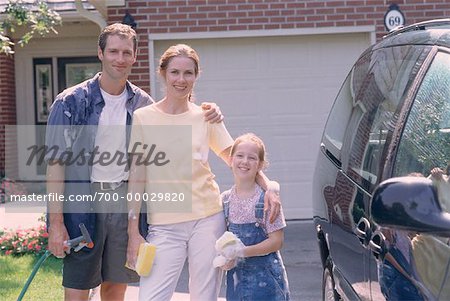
[383,18,450,39]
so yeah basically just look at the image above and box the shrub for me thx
[1,177,28,203]
[0,224,48,256]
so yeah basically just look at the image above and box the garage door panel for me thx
[154,33,370,219]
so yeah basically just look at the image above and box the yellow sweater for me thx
[129,102,233,224]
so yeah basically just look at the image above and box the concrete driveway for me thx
[1,201,322,300]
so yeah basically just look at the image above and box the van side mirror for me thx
[370,176,450,234]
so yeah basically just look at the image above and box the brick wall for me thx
[106,0,450,94]
[0,52,18,178]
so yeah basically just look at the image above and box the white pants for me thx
[139,212,226,301]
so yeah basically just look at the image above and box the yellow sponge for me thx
[215,231,238,251]
[135,243,156,276]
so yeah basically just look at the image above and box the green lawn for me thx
[0,254,63,300]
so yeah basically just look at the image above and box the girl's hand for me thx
[222,259,237,271]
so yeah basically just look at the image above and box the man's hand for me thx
[201,102,224,123]
[48,222,69,258]
[265,181,281,224]
[126,232,146,270]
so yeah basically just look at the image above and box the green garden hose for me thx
[17,250,51,301]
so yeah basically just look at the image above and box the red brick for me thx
[264,24,281,29]
[179,20,197,26]
[157,21,177,27]
[169,27,189,33]
[229,25,248,30]
[237,4,253,10]
[189,13,208,19]
[218,19,237,25]
[229,11,247,18]
[158,7,177,13]
[199,19,217,25]
[209,26,228,31]
[178,6,197,13]
[217,5,237,11]
[208,12,227,18]
[254,4,269,9]
[189,26,209,32]
[248,11,264,17]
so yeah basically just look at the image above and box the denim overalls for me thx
[223,191,290,301]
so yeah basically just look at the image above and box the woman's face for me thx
[164,55,197,100]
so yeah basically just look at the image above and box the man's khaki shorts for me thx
[62,183,139,290]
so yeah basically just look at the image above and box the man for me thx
[45,23,223,301]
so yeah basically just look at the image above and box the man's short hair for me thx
[98,23,138,53]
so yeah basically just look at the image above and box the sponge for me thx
[215,231,239,251]
[135,243,157,276]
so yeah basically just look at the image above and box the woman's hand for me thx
[126,232,146,270]
[201,102,224,123]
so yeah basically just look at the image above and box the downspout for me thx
[74,0,107,29]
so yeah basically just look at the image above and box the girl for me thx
[222,133,290,301]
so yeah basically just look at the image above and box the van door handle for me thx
[369,231,386,260]
[320,143,342,168]
[354,217,372,246]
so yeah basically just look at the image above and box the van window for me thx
[344,45,429,191]
[321,52,371,162]
[394,51,450,180]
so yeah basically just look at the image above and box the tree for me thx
[0,0,61,55]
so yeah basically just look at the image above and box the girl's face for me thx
[164,55,197,100]
[231,141,263,182]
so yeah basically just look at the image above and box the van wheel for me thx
[322,260,341,301]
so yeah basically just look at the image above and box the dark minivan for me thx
[313,19,450,300]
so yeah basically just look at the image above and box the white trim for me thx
[369,31,377,44]
[148,39,156,98]
[75,0,107,29]
[59,10,102,20]
[148,26,375,40]
[148,26,375,98]
[107,0,125,6]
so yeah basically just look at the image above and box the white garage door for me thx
[153,33,370,219]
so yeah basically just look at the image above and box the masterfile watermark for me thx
[26,142,170,171]
[3,125,194,213]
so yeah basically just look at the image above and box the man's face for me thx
[98,35,136,82]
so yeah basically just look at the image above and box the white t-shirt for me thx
[91,88,128,182]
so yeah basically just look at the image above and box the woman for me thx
[126,44,280,301]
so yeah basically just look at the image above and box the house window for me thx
[58,56,101,92]
[33,58,53,124]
